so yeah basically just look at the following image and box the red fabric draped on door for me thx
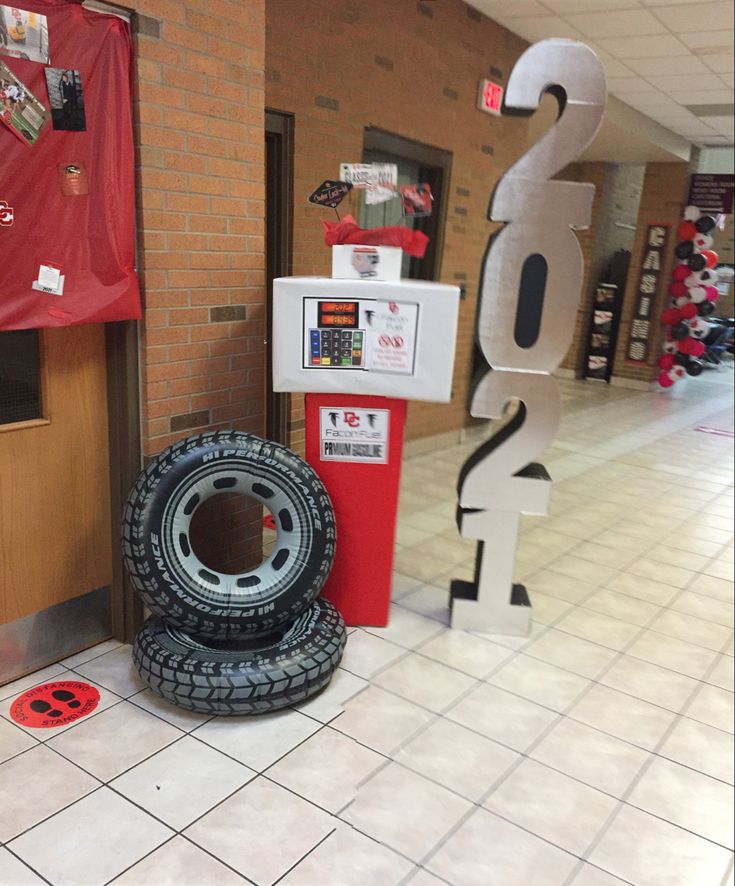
[0,0,141,330]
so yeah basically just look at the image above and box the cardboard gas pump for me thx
[273,241,459,626]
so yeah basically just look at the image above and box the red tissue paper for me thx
[321,215,429,258]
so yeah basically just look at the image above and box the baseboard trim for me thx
[0,587,111,686]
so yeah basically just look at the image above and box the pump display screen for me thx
[318,301,358,328]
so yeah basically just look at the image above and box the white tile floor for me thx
[1,368,733,886]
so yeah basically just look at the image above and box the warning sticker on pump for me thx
[320,407,389,463]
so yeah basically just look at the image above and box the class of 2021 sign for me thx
[451,39,607,635]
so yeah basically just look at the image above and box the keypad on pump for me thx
[310,328,364,366]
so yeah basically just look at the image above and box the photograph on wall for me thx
[400,183,433,218]
[594,285,616,309]
[593,310,613,335]
[0,5,49,64]
[590,333,610,350]
[0,60,49,145]
[587,355,608,380]
[45,68,86,131]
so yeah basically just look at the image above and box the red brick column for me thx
[132,0,266,458]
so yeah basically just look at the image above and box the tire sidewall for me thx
[123,432,336,638]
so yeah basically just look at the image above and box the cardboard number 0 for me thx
[452,40,607,634]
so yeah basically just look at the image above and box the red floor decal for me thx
[10,681,100,729]
[695,426,735,437]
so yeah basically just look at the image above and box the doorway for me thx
[0,325,115,683]
[265,109,294,446]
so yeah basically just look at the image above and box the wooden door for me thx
[0,324,112,683]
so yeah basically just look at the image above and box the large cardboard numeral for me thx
[452,40,607,634]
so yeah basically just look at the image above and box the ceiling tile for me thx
[562,9,668,37]
[676,122,721,134]
[545,0,643,10]
[468,0,550,19]
[719,73,735,87]
[621,92,682,110]
[499,15,586,42]
[601,59,636,78]
[597,34,689,57]
[700,135,734,143]
[700,115,735,135]
[607,77,660,94]
[649,2,733,32]
[702,54,734,73]
[679,31,734,53]
[625,56,712,76]
[674,90,734,104]
[642,0,709,5]
[646,73,729,92]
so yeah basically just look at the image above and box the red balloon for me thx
[701,250,719,268]
[680,303,697,319]
[661,308,681,326]
[677,338,695,355]
[658,371,674,388]
[705,286,719,302]
[658,354,675,370]
[677,221,697,240]
[690,340,706,357]
[672,264,691,282]
[669,282,687,297]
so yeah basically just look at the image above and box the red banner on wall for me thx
[0,0,140,330]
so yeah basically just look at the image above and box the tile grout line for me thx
[561,628,735,886]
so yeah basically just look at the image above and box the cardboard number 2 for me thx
[451,40,607,634]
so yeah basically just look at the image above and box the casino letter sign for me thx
[451,40,607,634]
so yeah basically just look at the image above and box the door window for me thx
[359,129,451,281]
[0,330,42,425]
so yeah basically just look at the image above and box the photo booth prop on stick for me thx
[658,206,720,387]
[451,39,607,635]
[0,0,140,331]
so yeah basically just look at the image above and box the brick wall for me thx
[265,0,530,446]
[560,162,644,375]
[612,161,690,384]
[132,0,266,459]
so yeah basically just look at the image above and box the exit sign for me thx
[477,79,503,116]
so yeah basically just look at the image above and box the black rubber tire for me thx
[132,599,347,715]
[122,431,336,639]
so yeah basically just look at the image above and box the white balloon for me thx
[669,365,686,381]
[675,296,690,308]
[683,205,701,221]
[690,317,709,339]
[700,268,719,284]
[689,286,707,303]
[685,272,703,288]
[694,233,713,250]
[663,340,678,354]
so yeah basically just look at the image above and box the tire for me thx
[122,431,336,639]
[132,599,347,715]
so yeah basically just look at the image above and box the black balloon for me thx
[671,322,690,340]
[675,240,695,259]
[686,360,704,377]
[687,254,707,271]
[674,352,690,366]
[698,301,716,316]
[695,216,716,234]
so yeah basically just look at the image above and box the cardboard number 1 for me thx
[452,40,607,634]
